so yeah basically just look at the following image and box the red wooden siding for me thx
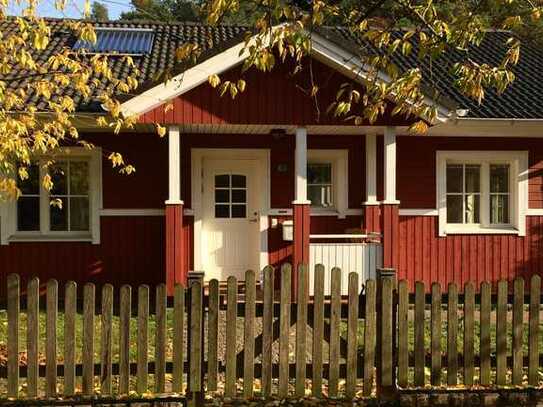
[398,215,543,291]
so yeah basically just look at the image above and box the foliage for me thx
[119,0,202,21]
[90,1,110,21]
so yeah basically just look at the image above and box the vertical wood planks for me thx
[172,284,185,394]
[137,285,150,394]
[496,280,507,386]
[295,264,308,398]
[447,283,458,386]
[480,281,491,386]
[363,279,376,396]
[119,285,132,394]
[512,277,524,386]
[414,281,425,387]
[380,277,393,389]
[7,274,19,399]
[26,277,40,398]
[64,281,77,396]
[397,280,408,388]
[155,284,167,393]
[329,267,341,397]
[312,265,325,398]
[529,275,541,386]
[46,279,58,398]
[189,280,203,398]
[82,283,95,395]
[243,270,256,399]
[262,265,274,397]
[279,264,291,398]
[346,272,359,399]
[207,279,219,393]
[225,276,237,398]
[463,282,475,386]
[100,284,113,395]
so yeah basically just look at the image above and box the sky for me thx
[8,0,133,20]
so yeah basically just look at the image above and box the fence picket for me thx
[480,281,491,386]
[7,274,19,399]
[27,277,40,398]
[397,280,408,388]
[512,277,524,386]
[172,284,185,394]
[414,281,425,387]
[189,280,203,401]
[463,282,475,386]
[82,283,95,395]
[380,277,393,389]
[262,265,274,397]
[225,276,237,398]
[296,264,308,398]
[207,279,219,392]
[63,281,76,396]
[346,272,359,399]
[529,274,541,386]
[46,279,58,398]
[430,283,441,386]
[496,280,507,386]
[312,264,325,398]
[155,284,167,393]
[101,284,113,395]
[119,285,132,394]
[363,279,376,396]
[447,283,458,386]
[137,285,150,394]
[329,267,341,397]
[243,270,256,399]
[279,264,291,398]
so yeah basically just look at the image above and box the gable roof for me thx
[2,18,543,120]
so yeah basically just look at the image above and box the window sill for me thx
[8,233,94,243]
[442,225,520,236]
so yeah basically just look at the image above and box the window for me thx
[1,148,102,244]
[307,150,348,216]
[214,174,247,219]
[437,151,528,236]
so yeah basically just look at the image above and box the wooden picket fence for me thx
[0,266,543,403]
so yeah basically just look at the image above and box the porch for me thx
[163,124,400,292]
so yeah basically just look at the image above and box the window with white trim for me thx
[437,151,528,236]
[1,148,102,244]
[307,150,348,216]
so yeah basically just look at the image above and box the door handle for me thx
[249,211,259,223]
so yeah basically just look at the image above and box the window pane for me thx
[309,185,333,208]
[446,165,463,193]
[17,197,40,231]
[50,203,68,231]
[231,204,246,218]
[308,163,332,184]
[446,195,463,223]
[465,165,480,193]
[215,175,229,188]
[18,165,40,195]
[215,189,229,203]
[70,161,89,195]
[491,194,509,224]
[50,162,67,195]
[231,175,246,188]
[465,194,480,223]
[70,197,89,231]
[231,189,246,203]
[215,204,229,218]
[490,164,509,193]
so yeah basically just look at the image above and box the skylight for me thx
[73,27,155,55]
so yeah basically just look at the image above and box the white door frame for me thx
[191,148,271,275]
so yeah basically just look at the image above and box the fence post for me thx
[187,271,205,407]
[376,268,397,399]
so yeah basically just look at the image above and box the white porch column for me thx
[365,132,378,204]
[166,126,183,204]
[383,126,398,204]
[294,127,310,204]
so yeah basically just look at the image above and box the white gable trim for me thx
[120,29,454,121]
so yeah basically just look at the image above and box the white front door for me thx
[201,158,262,281]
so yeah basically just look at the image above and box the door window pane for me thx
[215,175,229,188]
[215,189,229,203]
[231,175,246,188]
[231,204,246,218]
[231,189,246,203]
[214,173,247,219]
[215,204,229,218]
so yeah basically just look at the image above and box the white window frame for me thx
[436,150,528,236]
[0,147,103,245]
[307,149,348,217]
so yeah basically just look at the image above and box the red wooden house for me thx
[2,20,543,293]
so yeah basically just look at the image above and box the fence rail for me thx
[0,269,542,403]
